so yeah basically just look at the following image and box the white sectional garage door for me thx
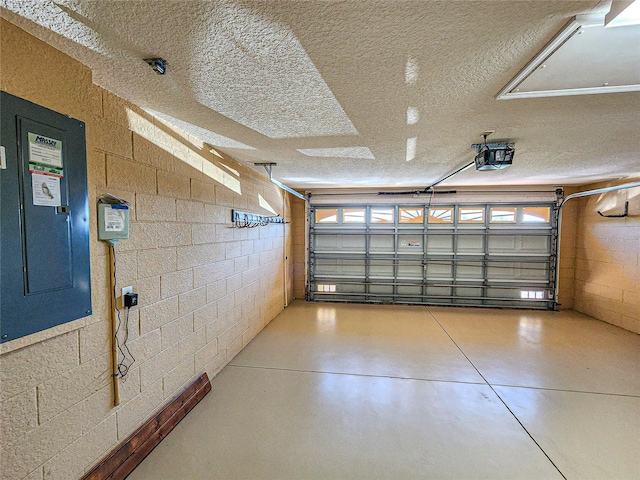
[308,200,559,309]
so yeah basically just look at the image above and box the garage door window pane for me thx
[522,206,551,223]
[459,207,485,223]
[490,207,516,223]
[428,207,453,223]
[343,208,365,223]
[371,208,394,223]
[400,207,424,224]
[316,208,338,223]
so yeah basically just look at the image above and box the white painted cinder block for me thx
[139,296,179,335]
[194,303,218,332]
[116,380,164,440]
[79,320,111,363]
[0,388,38,445]
[178,286,207,316]
[162,357,195,399]
[37,353,111,423]
[43,415,117,480]
[161,314,195,350]
[0,332,79,403]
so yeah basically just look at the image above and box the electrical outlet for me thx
[120,286,133,309]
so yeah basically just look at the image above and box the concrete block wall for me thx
[572,180,640,333]
[1,19,292,479]
[557,187,578,309]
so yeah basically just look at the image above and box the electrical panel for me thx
[0,91,92,343]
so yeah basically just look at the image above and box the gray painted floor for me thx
[129,301,640,479]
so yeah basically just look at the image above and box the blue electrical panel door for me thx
[1,91,92,343]
[20,118,74,293]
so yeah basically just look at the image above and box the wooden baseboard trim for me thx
[82,373,212,480]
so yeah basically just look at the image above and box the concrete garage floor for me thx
[128,301,640,479]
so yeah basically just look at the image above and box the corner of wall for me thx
[558,187,579,310]
[571,178,640,333]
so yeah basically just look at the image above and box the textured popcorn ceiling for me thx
[297,147,375,160]
[2,0,639,189]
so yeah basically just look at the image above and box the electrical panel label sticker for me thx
[32,172,61,206]
[105,206,126,232]
[28,133,63,177]
[0,146,6,169]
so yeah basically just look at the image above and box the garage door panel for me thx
[370,235,394,252]
[315,234,365,252]
[455,287,483,304]
[397,285,422,295]
[397,285,423,303]
[340,284,366,294]
[398,234,423,252]
[315,259,365,276]
[456,263,484,279]
[487,261,549,280]
[488,235,516,251]
[521,235,550,252]
[309,202,556,309]
[397,262,423,278]
[370,260,394,277]
[427,262,453,278]
[370,285,393,294]
[488,235,549,253]
[485,287,550,307]
[427,234,453,253]
[457,235,484,253]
